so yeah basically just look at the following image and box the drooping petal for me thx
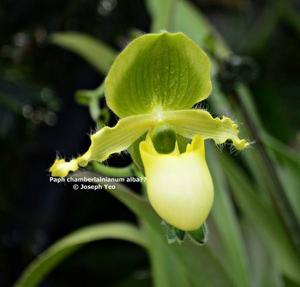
[49,114,158,177]
[163,109,249,150]
[140,135,214,231]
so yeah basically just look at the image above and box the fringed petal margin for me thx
[49,114,157,177]
[163,109,249,150]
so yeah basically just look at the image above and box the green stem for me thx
[92,162,134,177]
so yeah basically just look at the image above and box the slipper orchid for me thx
[50,32,249,230]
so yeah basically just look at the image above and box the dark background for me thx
[0,0,299,286]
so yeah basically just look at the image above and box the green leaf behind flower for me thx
[14,223,147,287]
[51,32,116,74]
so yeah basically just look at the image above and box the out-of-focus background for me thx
[0,0,299,286]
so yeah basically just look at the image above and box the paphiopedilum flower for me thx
[50,32,249,229]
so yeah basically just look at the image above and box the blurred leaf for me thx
[51,32,117,74]
[241,6,279,53]
[263,133,300,222]
[233,85,300,251]
[278,164,300,222]
[14,222,147,287]
[171,0,230,58]
[145,0,174,32]
[207,147,251,287]
[242,219,284,287]
[146,0,230,60]
[144,223,190,287]
[263,134,300,166]
[237,84,300,219]
[220,154,300,284]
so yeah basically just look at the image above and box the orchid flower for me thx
[50,32,248,231]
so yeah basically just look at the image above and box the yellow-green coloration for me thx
[140,135,214,231]
[105,32,212,118]
[49,31,249,230]
[50,113,158,177]
[50,109,248,177]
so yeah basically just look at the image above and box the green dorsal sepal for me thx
[105,32,212,117]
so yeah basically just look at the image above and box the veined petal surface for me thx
[163,109,249,150]
[105,32,211,117]
[50,114,158,177]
